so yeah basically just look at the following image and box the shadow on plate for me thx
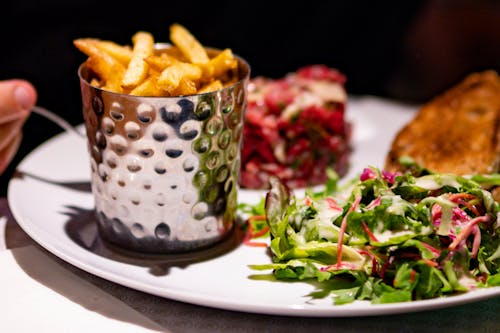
[61,205,247,276]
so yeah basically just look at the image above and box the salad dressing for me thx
[415,174,461,190]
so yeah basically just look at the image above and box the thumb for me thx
[0,79,37,123]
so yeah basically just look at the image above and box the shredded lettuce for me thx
[248,166,500,305]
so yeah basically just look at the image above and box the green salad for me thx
[247,165,500,304]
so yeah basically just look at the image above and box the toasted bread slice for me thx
[385,70,500,175]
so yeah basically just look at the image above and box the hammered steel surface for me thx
[78,58,249,253]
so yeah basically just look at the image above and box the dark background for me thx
[1,0,500,194]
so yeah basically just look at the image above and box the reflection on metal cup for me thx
[78,53,250,253]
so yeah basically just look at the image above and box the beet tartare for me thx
[240,65,352,189]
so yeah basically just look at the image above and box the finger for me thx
[0,132,22,175]
[0,80,37,123]
[0,116,24,152]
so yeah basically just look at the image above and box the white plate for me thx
[8,96,500,317]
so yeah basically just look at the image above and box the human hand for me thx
[0,79,37,174]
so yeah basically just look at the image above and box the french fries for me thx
[158,62,202,93]
[93,40,133,66]
[74,38,126,92]
[130,74,163,96]
[121,31,154,89]
[198,80,223,94]
[169,23,209,66]
[208,49,238,77]
[144,53,177,72]
[74,23,239,96]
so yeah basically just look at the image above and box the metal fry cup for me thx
[78,49,250,253]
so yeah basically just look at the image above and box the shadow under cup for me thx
[78,53,250,254]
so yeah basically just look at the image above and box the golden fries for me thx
[130,74,165,96]
[208,49,238,77]
[94,40,133,66]
[158,62,202,93]
[144,53,177,72]
[74,38,126,92]
[198,80,223,94]
[121,31,154,89]
[172,78,198,96]
[169,23,209,65]
[74,23,239,96]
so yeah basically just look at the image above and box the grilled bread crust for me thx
[385,70,500,175]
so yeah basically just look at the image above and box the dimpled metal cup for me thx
[78,53,250,253]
